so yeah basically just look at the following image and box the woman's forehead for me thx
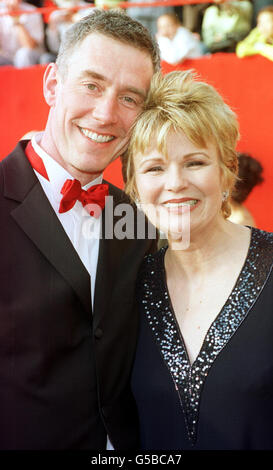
[134,127,210,155]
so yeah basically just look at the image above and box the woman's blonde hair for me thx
[124,70,239,218]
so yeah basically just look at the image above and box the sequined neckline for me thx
[137,228,273,445]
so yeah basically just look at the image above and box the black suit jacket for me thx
[0,141,156,450]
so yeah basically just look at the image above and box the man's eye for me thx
[86,84,97,91]
[122,96,138,105]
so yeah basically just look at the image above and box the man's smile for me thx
[79,126,115,143]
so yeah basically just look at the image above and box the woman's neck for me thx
[165,220,251,282]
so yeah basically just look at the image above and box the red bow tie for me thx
[25,141,108,217]
[59,179,108,217]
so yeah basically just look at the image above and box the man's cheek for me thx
[112,136,130,160]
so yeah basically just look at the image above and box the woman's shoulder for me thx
[248,228,273,277]
[136,247,167,296]
[251,227,273,253]
[138,247,166,275]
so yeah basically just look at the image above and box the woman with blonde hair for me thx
[125,71,273,450]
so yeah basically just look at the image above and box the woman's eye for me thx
[146,166,163,172]
[186,160,205,168]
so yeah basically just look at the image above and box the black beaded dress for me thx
[131,228,273,450]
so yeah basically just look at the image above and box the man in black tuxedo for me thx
[0,10,159,450]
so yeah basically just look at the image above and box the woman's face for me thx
[134,130,225,241]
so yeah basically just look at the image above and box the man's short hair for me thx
[56,9,160,75]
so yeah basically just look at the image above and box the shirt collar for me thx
[31,132,103,197]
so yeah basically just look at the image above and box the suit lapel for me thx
[93,184,119,328]
[3,142,92,315]
[93,183,133,328]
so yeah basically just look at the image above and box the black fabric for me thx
[132,229,273,450]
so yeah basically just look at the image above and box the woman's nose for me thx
[165,167,188,192]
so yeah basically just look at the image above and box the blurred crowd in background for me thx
[0,0,273,67]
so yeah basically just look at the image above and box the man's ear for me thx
[43,63,59,107]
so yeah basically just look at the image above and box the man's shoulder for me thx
[104,180,134,205]
[0,142,22,199]
[1,140,28,166]
[0,140,34,198]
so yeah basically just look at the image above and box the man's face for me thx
[43,33,154,184]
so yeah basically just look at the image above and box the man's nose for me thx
[92,94,118,125]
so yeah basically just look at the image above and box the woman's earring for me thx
[222,190,229,202]
[135,197,141,208]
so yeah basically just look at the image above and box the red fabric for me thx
[25,141,49,180]
[0,55,272,230]
[25,141,108,217]
[59,179,109,217]
[42,0,56,23]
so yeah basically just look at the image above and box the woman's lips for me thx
[162,198,199,208]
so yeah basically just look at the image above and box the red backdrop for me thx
[0,54,272,231]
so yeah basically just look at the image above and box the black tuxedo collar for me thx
[93,181,136,328]
[3,140,37,202]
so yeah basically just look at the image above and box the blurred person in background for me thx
[252,0,273,25]
[94,0,120,9]
[236,5,273,60]
[182,2,209,35]
[127,0,174,37]
[45,0,91,61]
[228,153,264,227]
[156,12,205,64]
[201,0,253,52]
[0,0,45,66]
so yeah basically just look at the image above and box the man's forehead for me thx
[65,33,154,84]
[70,32,153,65]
